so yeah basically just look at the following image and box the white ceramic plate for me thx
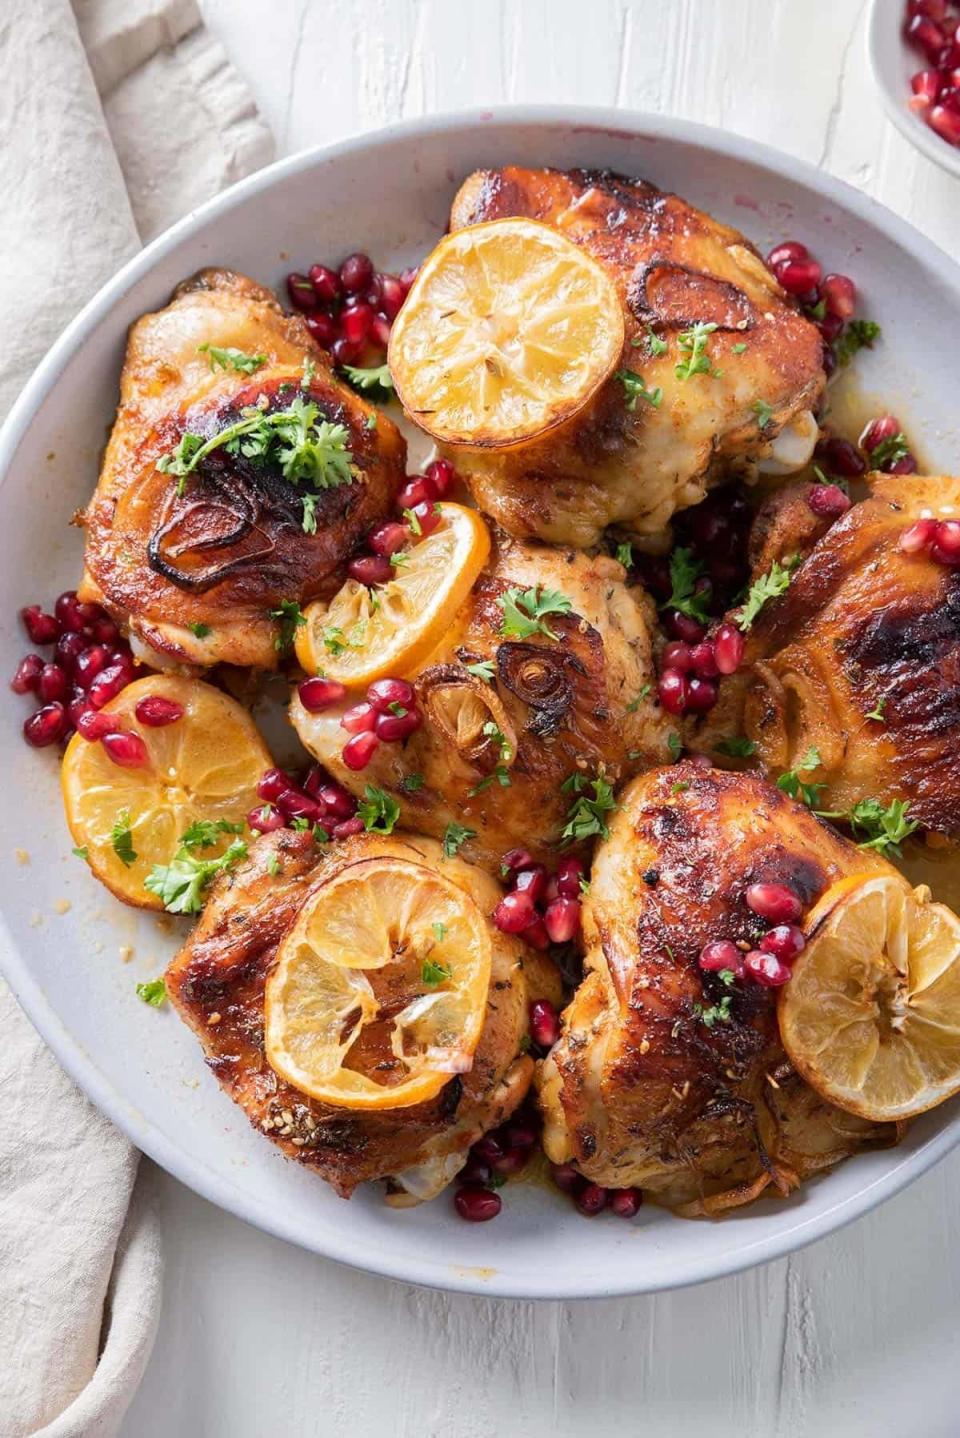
[2,107,960,1300]
[869,0,960,178]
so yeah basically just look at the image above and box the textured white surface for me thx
[121,1,960,1434]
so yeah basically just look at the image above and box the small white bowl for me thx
[869,0,960,179]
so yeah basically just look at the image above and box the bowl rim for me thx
[867,0,960,180]
[3,102,960,1299]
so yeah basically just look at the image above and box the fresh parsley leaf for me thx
[188,621,212,639]
[365,414,378,431]
[301,491,319,535]
[846,797,919,857]
[499,585,573,642]
[357,785,400,835]
[694,994,733,1028]
[421,957,452,987]
[777,747,824,808]
[270,599,306,653]
[403,506,422,536]
[645,325,668,357]
[715,735,757,759]
[675,321,718,381]
[737,554,800,632]
[442,822,475,859]
[432,922,448,943]
[671,780,690,795]
[615,542,634,569]
[561,773,617,844]
[754,399,776,432]
[661,546,710,624]
[266,852,283,877]
[718,968,737,988]
[615,369,662,411]
[731,342,747,354]
[400,773,425,793]
[465,659,496,683]
[626,683,651,714]
[868,430,910,469]
[468,766,511,797]
[865,697,887,722]
[135,978,167,1007]
[667,732,683,761]
[835,319,881,366]
[110,810,137,868]
[341,363,394,396]
[72,845,89,861]
[180,818,244,851]
[144,838,247,915]
[197,343,267,375]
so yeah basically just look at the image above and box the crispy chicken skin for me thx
[165,829,560,1199]
[538,765,895,1214]
[79,269,405,669]
[290,535,673,873]
[737,475,960,837]
[445,167,825,547]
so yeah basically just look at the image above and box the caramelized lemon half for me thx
[61,675,270,909]
[264,857,492,1109]
[388,218,624,449]
[779,874,960,1121]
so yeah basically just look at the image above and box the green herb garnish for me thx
[561,773,617,844]
[715,735,757,759]
[442,822,475,859]
[341,363,395,395]
[110,810,137,868]
[675,322,719,381]
[777,747,824,808]
[615,369,662,411]
[661,547,710,624]
[836,319,881,366]
[136,978,167,1007]
[499,585,573,642]
[197,343,266,375]
[270,599,306,653]
[737,554,800,632]
[357,785,400,835]
[144,838,248,915]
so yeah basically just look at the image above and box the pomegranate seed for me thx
[454,1185,501,1222]
[503,1120,538,1151]
[341,303,374,346]
[816,311,844,344]
[425,458,456,496]
[816,436,867,477]
[929,102,960,141]
[860,414,900,452]
[305,312,337,347]
[698,939,743,973]
[370,315,392,349]
[530,999,560,1048]
[37,663,68,703]
[743,950,792,987]
[745,881,802,923]
[658,668,688,716]
[11,654,44,694]
[21,606,60,645]
[286,273,316,311]
[930,518,960,565]
[900,517,938,553]
[685,677,718,713]
[75,708,113,740]
[339,252,374,295]
[822,344,837,377]
[542,877,560,905]
[23,703,68,747]
[298,677,347,713]
[759,924,806,962]
[316,782,356,819]
[342,730,380,770]
[609,1188,643,1218]
[555,856,586,899]
[713,623,745,675]
[820,273,856,320]
[307,263,342,305]
[367,678,416,713]
[689,641,719,678]
[662,641,693,673]
[378,275,405,319]
[73,645,111,689]
[908,0,947,20]
[551,1163,581,1194]
[502,848,534,872]
[54,632,87,674]
[493,890,537,934]
[330,336,362,367]
[332,816,365,838]
[575,1183,609,1216]
[665,611,706,643]
[91,617,120,646]
[491,1147,530,1176]
[361,275,383,308]
[368,521,409,558]
[374,708,422,741]
[248,803,285,833]
[766,240,809,269]
[514,865,548,902]
[472,1134,504,1164]
[409,500,442,536]
[887,453,918,475]
[340,702,377,734]
[348,554,393,585]
[275,788,320,822]
[906,13,947,63]
[458,1154,492,1186]
[808,484,852,518]
[544,896,582,943]
[54,590,96,633]
[777,258,823,296]
[257,768,295,802]
[101,730,148,767]
[910,69,942,108]
[135,695,184,726]
[397,475,439,510]
[87,660,132,709]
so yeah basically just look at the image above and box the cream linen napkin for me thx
[0,3,272,1433]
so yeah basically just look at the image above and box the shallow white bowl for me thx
[2,107,960,1300]
[869,0,960,179]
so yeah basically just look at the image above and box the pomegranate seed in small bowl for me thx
[870,4,960,175]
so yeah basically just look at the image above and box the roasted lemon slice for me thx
[295,503,489,687]
[264,856,492,1109]
[779,874,960,1122]
[388,218,625,449]
[62,675,271,909]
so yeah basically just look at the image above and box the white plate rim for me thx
[2,103,960,1299]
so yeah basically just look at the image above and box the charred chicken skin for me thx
[538,765,895,1214]
[166,829,560,1200]
[79,269,405,669]
[290,534,673,872]
[444,166,825,547]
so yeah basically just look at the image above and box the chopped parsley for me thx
[465,659,496,683]
[432,922,448,943]
[421,957,452,987]
[777,747,824,808]
[645,325,668,357]
[715,735,757,759]
[626,683,651,714]
[671,780,690,795]
[197,343,266,375]
[661,547,710,624]
[468,766,512,797]
[180,818,244,851]
[667,731,683,761]
[868,430,910,470]
[865,697,887,722]
[144,838,247,915]
[499,585,573,642]
[675,321,719,381]
[836,319,881,366]
[731,342,747,354]
[403,506,422,536]
[400,773,425,793]
[694,994,733,1028]
[270,600,306,653]
[754,399,776,432]
[845,797,918,857]
[615,368,662,411]
[737,554,800,632]
[110,810,137,868]
[135,978,167,1007]
[340,363,394,396]
[561,773,618,844]
[72,845,89,861]
[442,822,475,859]
[266,852,283,877]
[188,622,212,639]
[357,785,400,835]
[615,542,634,569]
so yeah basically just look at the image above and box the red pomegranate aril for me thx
[11,654,44,694]
[544,896,582,943]
[330,338,362,369]
[494,889,537,934]
[930,519,960,565]
[575,1183,609,1217]
[820,273,857,320]
[276,787,320,822]
[458,1154,492,1187]
[298,677,348,713]
[248,803,285,834]
[503,1119,538,1152]
[550,1163,581,1194]
[257,768,294,802]
[340,701,378,734]
[661,640,693,674]
[502,848,534,872]
[817,435,867,477]
[425,458,455,496]
[361,274,383,309]
[339,252,374,295]
[21,606,60,645]
[698,939,743,973]
[689,641,719,678]
[816,311,845,345]
[54,590,95,633]
[928,102,960,141]
[73,645,111,690]
[342,730,380,770]
[556,856,586,899]
[665,611,707,644]
[304,312,338,348]
[777,258,823,296]
[744,950,792,987]
[367,677,416,712]
[454,1185,501,1222]
[685,676,718,713]
[135,695,184,727]
[808,483,852,518]
[610,1188,643,1218]
[374,708,422,742]
[513,865,548,902]
[860,414,900,452]
[101,730,148,768]
[378,274,405,320]
[472,1134,504,1164]
[523,922,550,951]
[54,632,87,674]
[317,782,356,819]
[370,315,392,349]
[907,0,947,20]
[491,1147,530,1176]
[900,517,937,553]
[530,998,560,1049]
[367,521,409,559]
[910,68,942,107]
[713,623,745,675]
[332,816,365,839]
[821,343,838,377]
[286,272,317,311]
[745,881,802,924]
[307,263,342,305]
[340,303,374,346]
[348,554,393,586]
[23,703,68,747]
[906,13,947,61]
[397,475,439,510]
[888,453,918,475]
[303,764,325,796]
[766,240,809,269]
[75,707,113,740]
[658,668,688,716]
[759,923,806,963]
[37,663,68,703]
[91,617,120,646]
[87,661,131,709]
[409,500,442,536]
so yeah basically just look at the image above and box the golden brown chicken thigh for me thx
[79,269,405,669]
[290,534,673,873]
[166,829,560,1199]
[442,166,825,547]
[538,764,895,1214]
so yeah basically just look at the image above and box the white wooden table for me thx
[121,4,960,1434]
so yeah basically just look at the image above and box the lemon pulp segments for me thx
[264,858,493,1110]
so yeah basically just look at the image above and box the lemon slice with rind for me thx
[61,675,271,910]
[294,503,489,687]
[264,856,492,1109]
[779,874,960,1121]
[388,218,625,449]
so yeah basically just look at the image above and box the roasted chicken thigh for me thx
[79,269,405,668]
[442,166,825,547]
